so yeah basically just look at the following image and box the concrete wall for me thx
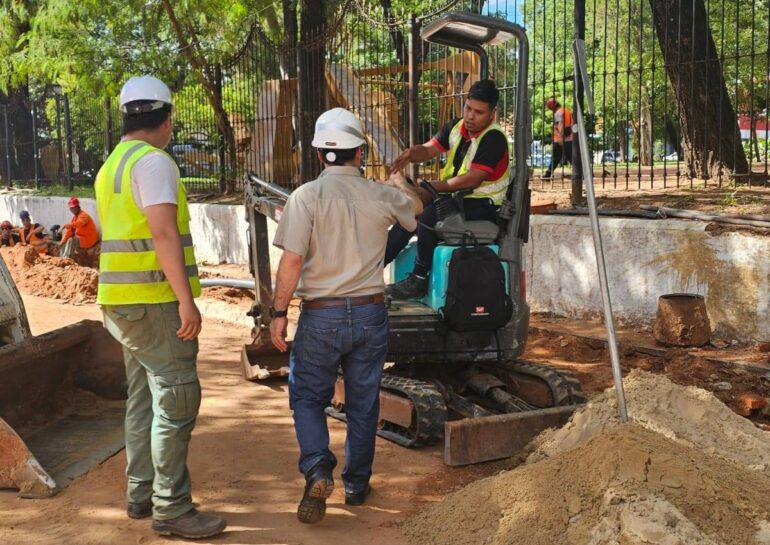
[527,215,770,340]
[3,195,767,339]
[0,195,282,267]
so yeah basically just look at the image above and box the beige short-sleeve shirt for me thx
[273,165,417,299]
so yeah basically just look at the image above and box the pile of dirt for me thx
[529,369,770,470]
[0,246,98,305]
[403,371,770,545]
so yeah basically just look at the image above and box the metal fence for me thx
[1,0,768,194]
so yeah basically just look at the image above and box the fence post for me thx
[32,101,40,190]
[63,92,74,192]
[215,63,227,194]
[3,105,11,189]
[105,96,113,158]
[408,14,421,181]
[571,0,585,206]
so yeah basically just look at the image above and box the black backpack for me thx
[441,242,513,332]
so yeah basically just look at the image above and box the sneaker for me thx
[127,501,152,519]
[297,461,334,524]
[385,273,428,300]
[345,485,371,506]
[151,509,226,539]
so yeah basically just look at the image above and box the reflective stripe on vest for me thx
[440,120,512,205]
[95,140,201,305]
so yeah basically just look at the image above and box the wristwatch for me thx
[269,306,288,318]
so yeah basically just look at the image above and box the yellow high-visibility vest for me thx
[95,140,200,305]
[441,120,512,205]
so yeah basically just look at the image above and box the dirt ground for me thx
[0,294,502,545]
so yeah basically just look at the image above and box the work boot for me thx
[152,509,226,539]
[385,273,428,300]
[345,485,371,507]
[127,501,152,519]
[297,461,334,524]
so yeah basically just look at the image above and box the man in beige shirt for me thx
[269,108,421,525]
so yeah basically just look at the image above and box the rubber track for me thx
[326,373,447,448]
[502,360,587,407]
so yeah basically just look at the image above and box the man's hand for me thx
[270,316,289,352]
[177,299,202,341]
[390,148,412,173]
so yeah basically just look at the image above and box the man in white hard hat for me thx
[95,75,225,539]
[269,108,422,524]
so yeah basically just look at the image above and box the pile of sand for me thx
[403,371,770,545]
[0,246,98,305]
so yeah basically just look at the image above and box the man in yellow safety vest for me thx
[95,75,225,540]
[384,79,511,300]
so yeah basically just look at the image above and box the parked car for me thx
[593,150,622,164]
[170,142,220,177]
[663,151,679,161]
[530,153,552,168]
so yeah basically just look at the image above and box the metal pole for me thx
[215,63,227,193]
[407,14,421,181]
[55,93,63,181]
[63,93,74,192]
[104,96,113,158]
[31,102,39,190]
[573,40,628,423]
[571,0,585,207]
[3,105,11,189]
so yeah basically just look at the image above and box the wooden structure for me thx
[247,51,484,185]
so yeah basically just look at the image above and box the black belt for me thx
[301,293,384,310]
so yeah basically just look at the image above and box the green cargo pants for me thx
[103,301,201,521]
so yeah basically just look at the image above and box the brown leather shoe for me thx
[152,509,226,539]
[127,502,152,519]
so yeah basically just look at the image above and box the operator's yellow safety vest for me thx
[441,120,512,205]
[95,140,201,305]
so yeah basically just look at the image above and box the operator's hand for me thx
[270,317,289,352]
[177,299,202,341]
[390,148,412,173]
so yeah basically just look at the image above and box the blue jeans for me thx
[288,302,388,493]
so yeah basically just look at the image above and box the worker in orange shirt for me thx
[60,197,101,262]
[18,210,50,254]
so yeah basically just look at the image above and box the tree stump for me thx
[653,294,711,347]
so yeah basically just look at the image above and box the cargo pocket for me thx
[150,370,201,421]
[103,304,148,352]
[299,325,339,369]
[363,317,388,362]
[160,303,199,363]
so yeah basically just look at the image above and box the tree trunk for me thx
[649,0,749,180]
[640,101,653,166]
[161,0,238,194]
[664,118,680,155]
[751,115,760,162]
[297,0,326,184]
[6,88,38,180]
[281,0,299,78]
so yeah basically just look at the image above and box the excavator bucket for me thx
[241,340,291,381]
[0,320,126,498]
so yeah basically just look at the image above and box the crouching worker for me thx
[95,75,225,540]
[269,108,422,524]
[18,210,50,254]
[60,197,101,264]
[0,220,17,247]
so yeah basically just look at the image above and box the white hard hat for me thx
[312,108,366,149]
[119,76,173,114]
